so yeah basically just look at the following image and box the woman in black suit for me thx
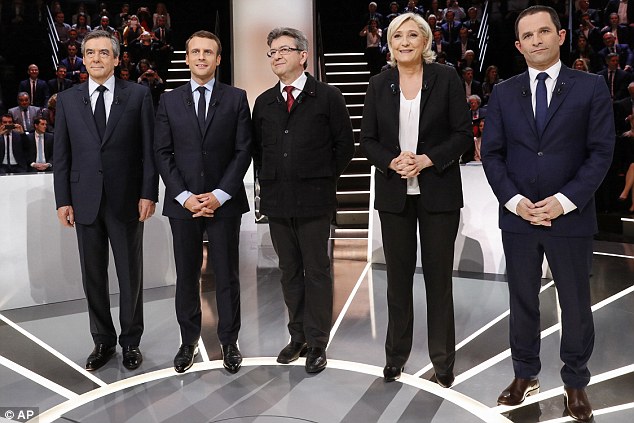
[360,12,472,386]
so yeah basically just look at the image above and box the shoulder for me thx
[216,82,247,98]
[254,85,278,105]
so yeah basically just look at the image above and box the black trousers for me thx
[268,213,333,348]
[75,197,144,348]
[379,195,458,375]
[169,215,242,346]
[502,231,594,388]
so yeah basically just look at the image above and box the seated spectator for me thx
[574,12,603,52]
[574,0,600,28]
[573,58,591,72]
[138,69,165,109]
[461,66,483,99]
[458,50,481,80]
[47,65,73,95]
[40,94,57,133]
[153,2,172,29]
[360,18,383,76]
[427,14,440,33]
[403,0,424,16]
[362,2,384,28]
[599,53,633,101]
[76,71,89,85]
[60,28,82,58]
[432,29,451,56]
[442,10,463,44]
[23,117,53,172]
[385,2,401,24]
[601,12,632,48]
[135,59,153,80]
[153,15,174,75]
[91,2,108,26]
[119,68,131,81]
[380,51,392,72]
[444,0,466,21]
[130,31,161,66]
[95,16,120,41]
[122,15,144,47]
[598,32,634,71]
[0,113,27,174]
[9,92,40,133]
[112,3,130,32]
[463,7,481,38]
[71,2,91,26]
[116,50,137,80]
[426,0,444,21]
[481,65,502,105]
[570,34,603,73]
[467,94,485,130]
[18,64,49,108]
[60,44,85,83]
[462,118,485,164]
[72,13,92,42]
[53,11,71,43]
[453,26,478,63]
[614,82,634,133]
[435,51,455,68]
[604,0,634,26]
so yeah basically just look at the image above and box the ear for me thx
[299,50,308,66]
[514,40,522,55]
[558,29,566,46]
[216,54,221,66]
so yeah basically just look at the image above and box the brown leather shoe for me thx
[497,378,540,406]
[564,387,593,422]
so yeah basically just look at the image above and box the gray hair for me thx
[81,30,121,58]
[387,13,435,67]
[267,27,308,69]
[467,94,482,106]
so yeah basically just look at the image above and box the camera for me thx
[4,124,15,130]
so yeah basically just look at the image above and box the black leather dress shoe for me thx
[222,344,242,374]
[174,344,198,373]
[564,387,593,422]
[277,341,308,364]
[85,343,116,371]
[122,346,143,370]
[305,347,327,373]
[431,372,455,388]
[497,378,540,406]
[383,365,403,382]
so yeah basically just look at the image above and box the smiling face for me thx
[515,11,565,71]
[186,36,221,85]
[390,19,426,67]
[269,35,307,85]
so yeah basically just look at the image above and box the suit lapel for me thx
[386,69,400,145]
[76,84,102,143]
[102,79,128,145]
[180,85,200,136]
[517,71,538,138]
[542,66,575,139]
[202,82,225,137]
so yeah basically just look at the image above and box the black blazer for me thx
[54,79,158,225]
[47,78,74,95]
[252,73,355,218]
[18,78,50,108]
[23,131,54,170]
[0,130,28,171]
[360,64,473,213]
[154,81,252,219]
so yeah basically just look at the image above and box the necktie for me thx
[94,85,107,139]
[70,57,74,68]
[4,135,9,164]
[31,80,36,104]
[160,28,164,42]
[284,85,295,112]
[609,71,615,98]
[36,134,45,163]
[197,86,207,131]
[535,72,548,134]
[22,109,29,130]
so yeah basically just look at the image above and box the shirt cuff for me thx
[554,192,577,214]
[504,194,524,215]
[176,190,193,207]
[212,189,231,205]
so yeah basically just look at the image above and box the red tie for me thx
[284,85,295,112]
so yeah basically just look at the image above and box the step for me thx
[338,173,371,191]
[342,157,370,173]
[336,208,370,226]
[336,190,370,207]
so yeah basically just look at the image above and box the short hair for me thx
[185,30,222,56]
[56,65,67,71]
[266,27,309,69]
[606,52,619,63]
[33,117,46,126]
[515,6,561,40]
[81,30,120,58]
[387,13,435,66]
[462,66,474,74]
[2,113,15,122]
[467,94,482,105]
[17,91,30,100]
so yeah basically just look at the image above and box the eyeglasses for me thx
[266,46,303,58]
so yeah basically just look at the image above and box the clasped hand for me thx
[389,151,433,178]
[516,196,564,227]
[184,192,220,218]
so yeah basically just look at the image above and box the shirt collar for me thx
[89,75,115,95]
[279,72,308,94]
[528,61,561,82]
[190,78,215,95]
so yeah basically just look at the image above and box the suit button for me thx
[284,130,289,134]
[283,153,288,157]
[200,171,204,177]
[203,151,207,155]
[537,151,544,156]
[98,170,103,175]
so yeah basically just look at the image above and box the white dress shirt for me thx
[399,89,422,195]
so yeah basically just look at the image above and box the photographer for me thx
[138,69,165,109]
[1,114,27,174]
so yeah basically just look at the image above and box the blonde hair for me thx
[387,12,435,67]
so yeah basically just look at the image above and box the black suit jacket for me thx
[598,43,634,69]
[252,73,355,218]
[0,130,28,171]
[47,78,74,95]
[54,79,158,225]
[18,78,49,107]
[598,68,633,100]
[154,81,252,219]
[23,131,54,171]
[360,64,473,213]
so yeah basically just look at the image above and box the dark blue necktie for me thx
[197,86,207,131]
[94,85,107,140]
[535,72,548,134]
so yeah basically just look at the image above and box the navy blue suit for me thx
[481,65,615,388]
[154,81,252,346]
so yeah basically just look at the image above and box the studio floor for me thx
[1,211,634,423]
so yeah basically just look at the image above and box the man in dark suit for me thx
[154,30,251,375]
[54,30,158,372]
[47,65,74,95]
[604,0,634,26]
[18,64,49,108]
[481,7,614,422]
[60,44,85,83]
[613,81,634,133]
[451,26,478,63]
[24,117,53,172]
[8,92,40,133]
[461,67,482,98]
[431,29,451,57]
[441,10,462,44]
[598,53,633,100]
[152,15,173,76]
[252,27,354,374]
[0,114,27,174]
[598,31,634,71]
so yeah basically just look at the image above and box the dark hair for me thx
[515,5,561,40]
[34,117,46,126]
[185,30,222,56]
[2,113,15,122]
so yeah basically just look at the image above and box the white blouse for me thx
[399,89,422,195]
